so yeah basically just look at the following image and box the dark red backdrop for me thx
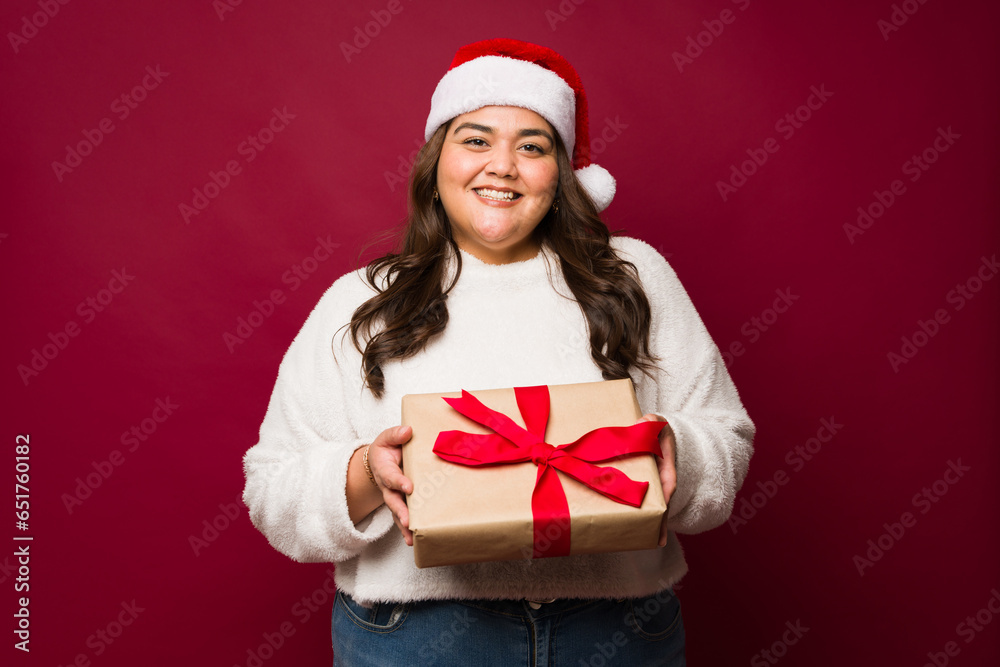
[3,0,997,665]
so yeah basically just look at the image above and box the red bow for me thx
[433,385,665,559]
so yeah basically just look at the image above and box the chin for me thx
[472,220,520,240]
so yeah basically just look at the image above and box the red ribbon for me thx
[432,385,665,559]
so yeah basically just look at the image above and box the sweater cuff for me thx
[661,412,714,534]
[321,439,396,553]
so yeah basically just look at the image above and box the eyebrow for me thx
[452,122,555,145]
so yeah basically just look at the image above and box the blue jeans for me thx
[332,588,685,666]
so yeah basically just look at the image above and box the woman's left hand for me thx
[639,414,677,547]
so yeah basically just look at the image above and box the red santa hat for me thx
[424,38,616,211]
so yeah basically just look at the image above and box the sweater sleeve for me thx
[241,275,395,563]
[614,237,755,535]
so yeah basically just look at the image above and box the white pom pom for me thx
[574,164,616,212]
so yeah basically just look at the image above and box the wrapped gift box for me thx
[400,378,666,568]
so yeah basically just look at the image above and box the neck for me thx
[457,238,543,265]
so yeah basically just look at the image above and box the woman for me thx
[243,39,754,666]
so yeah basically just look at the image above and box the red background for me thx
[3,0,998,665]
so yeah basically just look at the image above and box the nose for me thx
[485,146,517,179]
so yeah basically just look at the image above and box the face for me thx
[435,106,560,264]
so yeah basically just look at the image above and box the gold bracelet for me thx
[362,446,379,489]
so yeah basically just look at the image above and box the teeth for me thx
[475,188,517,201]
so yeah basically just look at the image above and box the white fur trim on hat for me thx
[575,164,616,212]
[424,55,577,158]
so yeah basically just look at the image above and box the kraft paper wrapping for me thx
[400,378,666,568]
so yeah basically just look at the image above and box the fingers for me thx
[368,446,413,495]
[636,413,675,548]
[373,424,412,448]
[658,453,678,499]
[369,442,409,491]
[383,488,414,546]
[659,498,674,547]
[367,424,415,544]
[377,469,414,545]
[658,463,676,548]
[383,488,408,525]
[657,439,677,549]
[369,425,413,491]
[379,467,414,496]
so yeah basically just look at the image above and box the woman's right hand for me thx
[361,425,415,545]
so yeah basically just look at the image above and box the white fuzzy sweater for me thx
[242,237,754,605]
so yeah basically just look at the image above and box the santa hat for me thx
[424,38,616,211]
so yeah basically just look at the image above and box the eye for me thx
[520,143,547,154]
[463,137,488,147]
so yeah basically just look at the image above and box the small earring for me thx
[552,199,559,213]
[433,188,439,201]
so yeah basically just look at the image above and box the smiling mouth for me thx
[474,188,521,202]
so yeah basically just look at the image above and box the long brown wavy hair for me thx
[348,119,656,398]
